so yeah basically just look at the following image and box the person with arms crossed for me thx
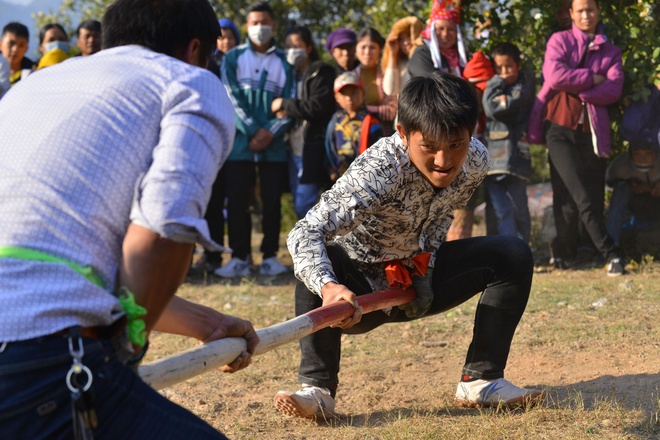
[528,0,625,275]
[0,0,258,438]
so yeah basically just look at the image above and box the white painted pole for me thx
[139,288,415,390]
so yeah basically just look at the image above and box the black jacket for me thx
[281,60,336,184]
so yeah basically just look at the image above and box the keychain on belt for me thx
[67,327,97,440]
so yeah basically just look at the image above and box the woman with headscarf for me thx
[409,0,484,241]
[408,0,468,79]
[208,18,240,77]
[381,16,424,97]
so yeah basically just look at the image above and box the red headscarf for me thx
[421,0,462,40]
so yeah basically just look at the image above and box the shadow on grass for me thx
[545,374,660,411]
[312,405,527,428]
[543,374,660,436]
[316,407,466,428]
[305,375,660,432]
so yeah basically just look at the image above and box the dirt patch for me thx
[144,258,660,439]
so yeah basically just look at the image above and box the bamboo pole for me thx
[139,288,415,390]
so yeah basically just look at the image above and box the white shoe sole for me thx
[274,392,335,419]
[455,390,544,409]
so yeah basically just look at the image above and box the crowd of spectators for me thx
[1,0,657,278]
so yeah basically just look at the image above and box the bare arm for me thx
[119,223,259,372]
[119,222,194,334]
[154,296,259,372]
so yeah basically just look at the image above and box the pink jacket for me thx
[528,24,624,157]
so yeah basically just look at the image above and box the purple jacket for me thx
[528,24,624,157]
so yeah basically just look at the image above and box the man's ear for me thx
[396,123,407,145]
[182,38,202,67]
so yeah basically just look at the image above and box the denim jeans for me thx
[485,174,531,243]
[288,154,323,219]
[295,236,534,390]
[0,335,226,440]
[606,181,630,247]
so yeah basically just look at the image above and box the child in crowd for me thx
[275,71,541,419]
[0,22,34,86]
[482,42,534,243]
[325,71,383,181]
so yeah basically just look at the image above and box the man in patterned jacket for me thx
[274,71,541,418]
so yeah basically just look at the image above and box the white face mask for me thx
[44,40,70,54]
[286,48,307,68]
[248,25,273,47]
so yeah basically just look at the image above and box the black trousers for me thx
[295,236,534,390]
[546,123,617,261]
[223,161,288,260]
[204,166,226,265]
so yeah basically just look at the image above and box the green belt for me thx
[0,245,146,347]
[0,246,103,287]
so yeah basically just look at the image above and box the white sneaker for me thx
[455,378,543,408]
[274,385,336,418]
[214,257,250,278]
[259,256,288,276]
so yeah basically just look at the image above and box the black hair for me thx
[398,71,478,141]
[2,22,29,39]
[39,23,68,45]
[490,42,521,65]
[246,1,274,18]
[102,0,220,66]
[77,19,102,37]
[630,140,660,153]
[285,25,319,62]
[357,27,385,49]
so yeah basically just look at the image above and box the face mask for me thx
[286,48,307,67]
[44,40,70,54]
[248,25,273,47]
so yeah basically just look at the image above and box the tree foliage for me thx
[35,0,658,157]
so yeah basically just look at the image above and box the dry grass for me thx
[143,248,660,439]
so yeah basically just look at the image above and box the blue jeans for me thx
[288,154,323,219]
[485,174,531,243]
[606,181,630,247]
[295,236,533,391]
[0,335,226,440]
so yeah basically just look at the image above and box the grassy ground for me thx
[143,247,660,439]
